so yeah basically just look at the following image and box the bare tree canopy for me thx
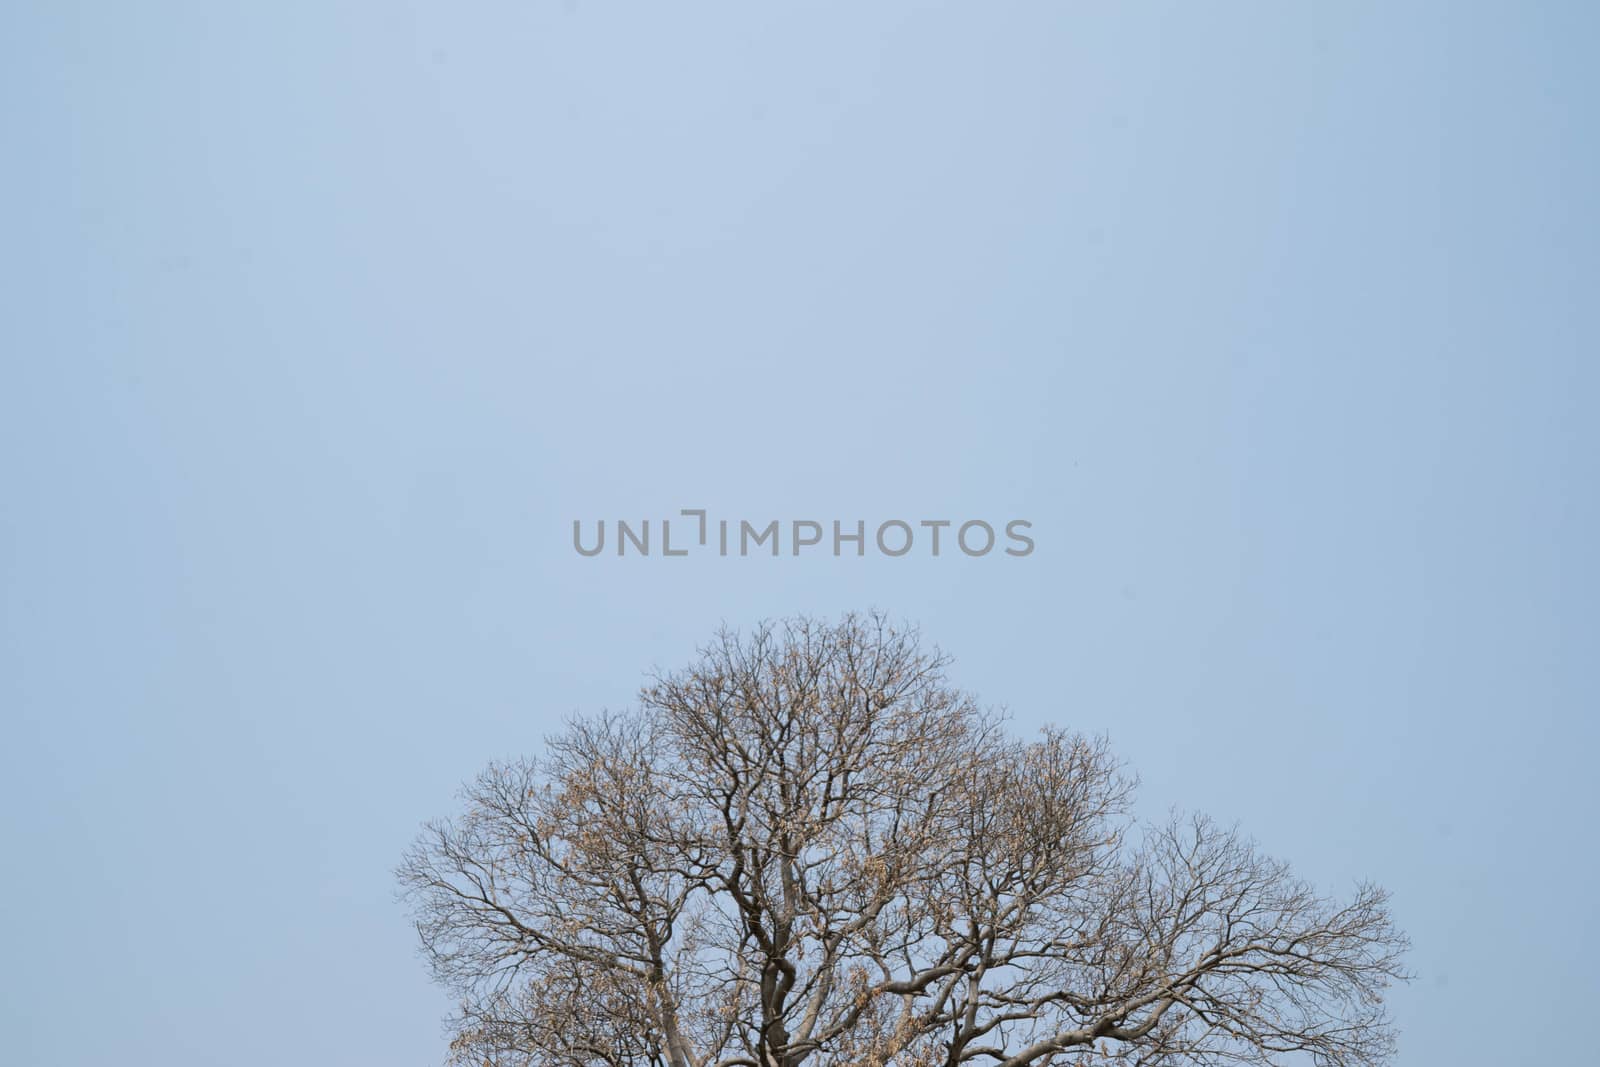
[399,613,1407,1067]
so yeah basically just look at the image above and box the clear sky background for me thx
[2,3,1595,1064]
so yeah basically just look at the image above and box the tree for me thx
[398,613,1407,1067]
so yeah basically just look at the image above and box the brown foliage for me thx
[399,613,1407,1067]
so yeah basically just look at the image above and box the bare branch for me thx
[399,612,1408,1067]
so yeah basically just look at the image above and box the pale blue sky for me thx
[2,3,1595,1064]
